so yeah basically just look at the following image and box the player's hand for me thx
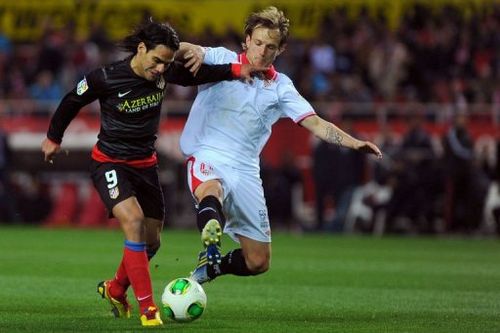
[183,45,205,76]
[239,64,269,84]
[356,141,383,159]
[41,137,61,163]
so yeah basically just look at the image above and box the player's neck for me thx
[241,52,273,68]
[130,55,144,79]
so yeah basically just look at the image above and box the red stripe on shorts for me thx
[186,156,203,193]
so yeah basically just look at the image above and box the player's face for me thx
[245,27,283,67]
[135,43,176,81]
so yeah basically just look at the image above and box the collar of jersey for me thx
[238,53,278,81]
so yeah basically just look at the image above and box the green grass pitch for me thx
[0,226,499,332]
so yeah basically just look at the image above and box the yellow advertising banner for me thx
[0,0,496,42]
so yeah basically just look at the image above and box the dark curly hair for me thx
[119,19,180,54]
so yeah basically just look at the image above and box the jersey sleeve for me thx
[278,75,316,123]
[203,47,237,65]
[164,61,234,86]
[47,68,105,144]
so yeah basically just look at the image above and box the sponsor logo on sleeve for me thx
[76,77,89,95]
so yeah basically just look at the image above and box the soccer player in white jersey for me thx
[178,6,383,284]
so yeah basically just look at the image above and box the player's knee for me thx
[195,180,223,202]
[245,253,270,274]
[120,212,145,235]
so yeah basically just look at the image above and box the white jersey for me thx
[179,47,315,170]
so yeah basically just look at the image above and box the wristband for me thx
[231,63,242,78]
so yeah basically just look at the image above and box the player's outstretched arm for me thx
[166,61,269,86]
[178,42,206,76]
[300,115,382,158]
[176,42,268,83]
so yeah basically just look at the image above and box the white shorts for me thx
[186,152,271,243]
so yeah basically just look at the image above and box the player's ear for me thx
[136,42,147,55]
[244,35,251,48]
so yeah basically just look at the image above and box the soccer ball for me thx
[161,277,207,322]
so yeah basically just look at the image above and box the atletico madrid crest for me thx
[156,76,165,89]
[109,186,119,199]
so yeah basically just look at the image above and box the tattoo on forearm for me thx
[325,125,343,146]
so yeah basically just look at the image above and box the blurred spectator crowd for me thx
[0,4,497,106]
[0,3,499,235]
[306,112,500,236]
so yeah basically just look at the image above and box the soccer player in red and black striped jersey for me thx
[41,20,265,327]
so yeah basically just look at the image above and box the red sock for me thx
[108,259,130,300]
[122,245,155,314]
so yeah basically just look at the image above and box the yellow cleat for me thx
[201,219,222,247]
[97,280,131,319]
[140,306,163,327]
[201,219,222,265]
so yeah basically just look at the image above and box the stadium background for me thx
[0,0,498,236]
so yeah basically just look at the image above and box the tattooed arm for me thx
[300,115,382,158]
